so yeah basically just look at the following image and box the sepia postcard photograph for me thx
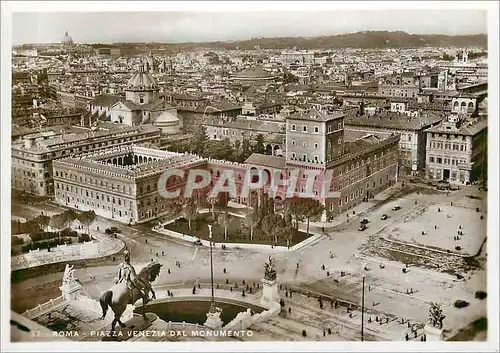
[1,1,498,352]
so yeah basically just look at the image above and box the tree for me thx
[207,197,218,219]
[77,210,96,235]
[261,213,284,244]
[34,214,51,232]
[61,210,77,229]
[253,134,266,155]
[217,212,231,240]
[49,213,66,231]
[284,197,306,230]
[239,138,253,162]
[302,199,325,236]
[192,124,208,155]
[244,208,259,242]
[183,198,198,231]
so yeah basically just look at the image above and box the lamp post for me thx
[208,224,216,314]
[361,274,365,342]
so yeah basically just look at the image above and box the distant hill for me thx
[137,31,487,51]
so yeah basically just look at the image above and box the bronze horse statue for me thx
[99,261,162,331]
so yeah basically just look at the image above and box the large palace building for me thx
[53,107,400,224]
[12,123,161,196]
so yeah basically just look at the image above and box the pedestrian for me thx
[285,291,288,298]
[334,301,338,309]
[198,283,201,289]
[327,271,330,276]
[296,263,299,269]
[217,283,219,289]
[151,258,153,262]
[368,285,371,291]
[156,253,158,257]
[451,202,453,206]
[434,225,437,230]
[405,333,409,341]
[145,239,147,244]
[223,268,227,274]
[242,290,245,297]
[321,264,325,270]
[112,256,115,262]
[323,330,326,337]
[168,269,171,274]
[230,287,233,292]
[349,312,353,318]
[288,307,291,314]
[414,331,417,338]
[376,316,379,322]
[192,286,196,294]
[328,328,331,335]
[162,251,164,256]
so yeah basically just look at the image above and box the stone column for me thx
[424,324,444,341]
[260,277,280,307]
[59,281,83,301]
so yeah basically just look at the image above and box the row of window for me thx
[56,183,132,206]
[290,123,343,133]
[428,156,468,165]
[430,133,467,141]
[429,141,468,151]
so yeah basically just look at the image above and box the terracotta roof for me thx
[244,153,286,169]
[345,111,444,131]
[91,94,122,107]
[288,107,345,122]
[233,66,276,80]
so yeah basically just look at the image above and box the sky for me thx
[11,9,488,45]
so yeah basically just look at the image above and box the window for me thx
[302,141,307,148]
[314,155,319,162]
[314,126,319,133]
[429,157,434,162]
[338,122,342,130]
[338,139,342,144]
[408,134,412,142]
[437,157,442,164]
[328,126,332,133]
[291,124,296,131]
[303,125,307,132]
[292,140,296,146]
[302,154,307,161]
[291,152,296,158]
[314,143,319,149]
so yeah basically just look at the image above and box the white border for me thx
[1,1,499,352]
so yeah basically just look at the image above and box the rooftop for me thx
[288,107,345,122]
[233,66,276,80]
[426,117,488,136]
[345,111,444,131]
[244,153,286,169]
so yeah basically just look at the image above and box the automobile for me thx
[454,300,470,309]
[381,214,388,220]
[105,226,120,234]
[475,291,487,300]
[358,224,367,231]
[392,205,401,211]
[360,218,369,224]
[449,184,460,191]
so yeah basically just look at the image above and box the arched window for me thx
[453,101,459,109]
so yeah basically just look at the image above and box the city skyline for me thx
[12,10,488,45]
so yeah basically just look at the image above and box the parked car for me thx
[454,300,470,308]
[449,184,460,191]
[392,205,401,211]
[360,218,369,224]
[475,291,487,300]
[358,224,367,231]
[105,226,120,234]
[381,214,388,220]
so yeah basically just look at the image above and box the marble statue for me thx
[264,255,277,281]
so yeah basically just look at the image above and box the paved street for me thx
[11,184,487,337]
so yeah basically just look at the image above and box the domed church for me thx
[109,64,182,134]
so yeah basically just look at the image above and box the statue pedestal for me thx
[260,278,280,307]
[424,324,444,341]
[59,282,83,301]
[205,310,223,330]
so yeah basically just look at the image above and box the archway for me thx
[273,145,280,156]
[139,156,143,163]
[265,144,272,155]
[134,155,138,163]
[148,157,153,163]
[118,157,123,165]
[112,158,117,165]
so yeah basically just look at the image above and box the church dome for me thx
[155,110,180,135]
[62,31,73,45]
[126,65,158,91]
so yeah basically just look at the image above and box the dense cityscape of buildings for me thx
[11,31,488,223]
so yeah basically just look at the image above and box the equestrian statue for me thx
[99,249,162,331]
